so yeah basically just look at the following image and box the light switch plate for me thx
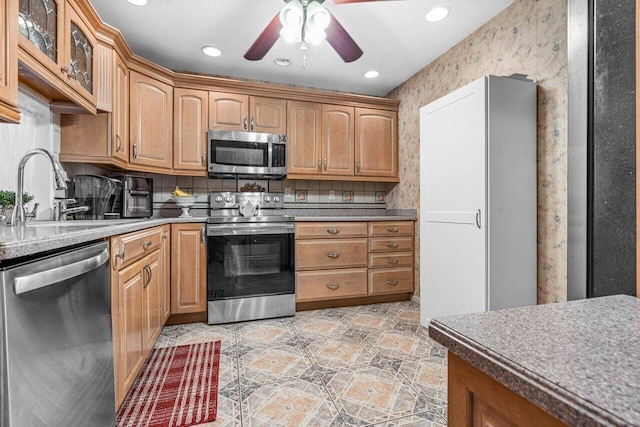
[284,187,292,197]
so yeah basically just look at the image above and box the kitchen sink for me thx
[26,219,146,227]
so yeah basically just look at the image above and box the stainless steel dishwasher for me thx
[0,241,115,427]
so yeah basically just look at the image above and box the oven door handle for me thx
[207,224,294,236]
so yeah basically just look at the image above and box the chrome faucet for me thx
[10,149,68,226]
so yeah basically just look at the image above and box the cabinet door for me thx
[250,96,286,133]
[130,70,173,169]
[17,0,64,78]
[355,108,397,177]
[63,0,96,105]
[161,225,171,322]
[115,256,145,408]
[322,104,354,176]
[0,0,19,123]
[170,224,207,314]
[208,91,248,131]
[287,100,322,175]
[174,88,208,171]
[113,52,128,163]
[141,250,162,352]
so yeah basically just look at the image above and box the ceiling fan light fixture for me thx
[364,70,380,79]
[125,0,147,5]
[201,46,222,57]
[304,28,326,45]
[280,26,302,43]
[425,6,450,22]
[306,1,331,32]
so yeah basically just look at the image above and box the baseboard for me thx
[411,294,420,305]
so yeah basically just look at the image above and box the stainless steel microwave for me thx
[207,130,287,179]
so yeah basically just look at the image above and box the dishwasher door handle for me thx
[13,248,110,295]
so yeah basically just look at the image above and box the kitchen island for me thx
[428,294,640,426]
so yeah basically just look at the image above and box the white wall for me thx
[0,88,65,220]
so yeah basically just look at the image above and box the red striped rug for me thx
[117,341,221,427]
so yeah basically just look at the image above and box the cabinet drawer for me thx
[296,239,367,270]
[369,236,414,252]
[368,221,414,237]
[114,227,163,269]
[297,268,368,302]
[295,222,368,239]
[368,267,414,295]
[369,252,414,268]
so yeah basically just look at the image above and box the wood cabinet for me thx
[60,47,128,167]
[170,223,207,315]
[296,220,414,308]
[111,226,168,409]
[174,88,208,173]
[209,91,286,133]
[448,352,566,427]
[355,108,397,178]
[130,70,173,170]
[17,0,97,113]
[368,221,414,295]
[0,0,19,123]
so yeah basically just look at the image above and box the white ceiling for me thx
[89,0,515,97]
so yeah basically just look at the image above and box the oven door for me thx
[206,223,295,323]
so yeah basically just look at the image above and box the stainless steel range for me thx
[206,192,295,324]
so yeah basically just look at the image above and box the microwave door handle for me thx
[268,142,273,173]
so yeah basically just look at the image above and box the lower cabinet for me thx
[295,220,415,307]
[111,226,168,409]
[170,223,207,315]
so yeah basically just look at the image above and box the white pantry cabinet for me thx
[419,75,537,325]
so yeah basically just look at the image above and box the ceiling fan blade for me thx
[331,0,399,3]
[244,13,283,61]
[325,12,363,63]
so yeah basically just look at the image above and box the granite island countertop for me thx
[428,294,640,426]
[0,209,417,261]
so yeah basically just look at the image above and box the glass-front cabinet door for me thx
[63,0,95,105]
[18,0,64,74]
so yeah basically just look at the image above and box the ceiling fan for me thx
[244,0,400,63]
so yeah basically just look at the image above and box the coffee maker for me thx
[73,175,122,220]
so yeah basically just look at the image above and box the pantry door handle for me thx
[386,279,398,286]
[476,209,481,229]
[326,283,340,290]
[327,252,341,259]
[326,228,340,235]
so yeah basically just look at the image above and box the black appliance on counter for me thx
[206,191,295,324]
[112,174,153,218]
[72,175,122,220]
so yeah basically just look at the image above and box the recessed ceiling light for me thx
[201,46,222,57]
[274,58,292,67]
[125,0,147,6]
[364,70,380,79]
[425,6,450,22]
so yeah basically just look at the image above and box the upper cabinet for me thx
[17,0,97,113]
[322,104,355,176]
[355,108,398,178]
[0,0,19,123]
[129,70,173,170]
[287,100,322,175]
[209,91,286,134]
[174,88,208,173]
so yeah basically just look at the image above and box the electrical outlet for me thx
[284,187,292,197]
[329,190,335,200]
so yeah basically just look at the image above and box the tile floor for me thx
[154,301,448,427]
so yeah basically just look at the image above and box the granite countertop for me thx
[428,295,640,426]
[0,209,417,261]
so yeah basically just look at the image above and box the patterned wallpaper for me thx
[386,0,568,304]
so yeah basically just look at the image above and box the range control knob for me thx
[264,196,271,203]
[273,196,280,203]
[224,196,232,203]
[214,196,223,203]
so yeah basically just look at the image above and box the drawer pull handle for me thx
[142,241,153,249]
[386,242,399,248]
[327,228,340,234]
[326,283,340,290]
[386,258,399,265]
[387,227,399,232]
[327,252,341,259]
[386,279,399,286]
